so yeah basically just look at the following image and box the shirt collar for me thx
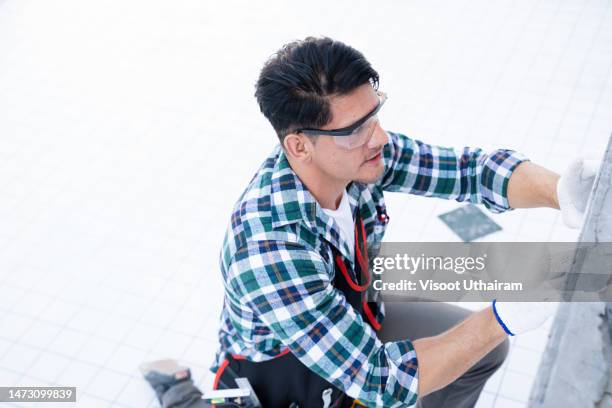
[270,148,318,231]
[270,147,367,261]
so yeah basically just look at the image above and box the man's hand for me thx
[557,159,600,229]
[492,301,557,336]
[413,301,556,397]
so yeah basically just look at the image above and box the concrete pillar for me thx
[529,136,612,407]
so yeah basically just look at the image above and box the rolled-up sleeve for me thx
[226,240,419,407]
[379,131,529,213]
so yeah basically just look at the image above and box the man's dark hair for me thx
[255,37,379,144]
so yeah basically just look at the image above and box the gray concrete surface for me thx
[530,136,612,408]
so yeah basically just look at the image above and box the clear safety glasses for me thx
[297,91,387,149]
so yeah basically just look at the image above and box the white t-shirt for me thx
[322,190,355,259]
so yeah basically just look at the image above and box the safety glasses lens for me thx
[333,116,378,149]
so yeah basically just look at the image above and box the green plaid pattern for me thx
[213,131,528,406]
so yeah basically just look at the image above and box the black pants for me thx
[161,302,509,408]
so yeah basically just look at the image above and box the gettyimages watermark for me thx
[364,242,612,302]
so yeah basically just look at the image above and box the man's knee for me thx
[489,338,510,370]
[464,338,509,383]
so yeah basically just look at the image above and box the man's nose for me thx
[367,124,389,149]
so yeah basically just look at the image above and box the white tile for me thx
[0,367,21,386]
[60,282,101,306]
[85,368,131,401]
[93,314,137,343]
[154,281,194,306]
[0,285,27,311]
[67,308,111,335]
[34,402,77,408]
[27,352,72,382]
[475,391,496,408]
[115,377,155,408]
[39,299,79,324]
[56,360,99,390]
[82,287,124,314]
[0,313,34,342]
[506,346,543,376]
[494,396,526,408]
[109,294,150,321]
[150,331,194,358]
[139,302,182,329]
[167,309,207,337]
[181,338,217,368]
[105,344,149,376]
[0,337,13,357]
[497,370,535,403]
[194,366,216,393]
[15,375,51,387]
[47,329,89,357]
[123,323,163,351]
[76,337,118,366]
[31,274,70,300]
[20,320,62,350]
[513,327,551,352]
[484,366,504,394]
[74,394,112,408]
[1,343,42,372]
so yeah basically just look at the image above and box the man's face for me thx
[308,84,389,185]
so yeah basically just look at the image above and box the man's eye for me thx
[352,117,375,135]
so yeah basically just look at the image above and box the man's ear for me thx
[283,133,314,162]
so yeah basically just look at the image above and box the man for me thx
[143,37,598,408]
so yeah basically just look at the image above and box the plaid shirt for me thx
[213,131,528,407]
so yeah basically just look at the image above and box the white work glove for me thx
[557,158,599,229]
[492,300,557,336]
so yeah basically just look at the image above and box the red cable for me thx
[362,301,382,331]
[335,254,370,292]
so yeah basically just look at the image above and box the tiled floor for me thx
[1,0,611,406]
